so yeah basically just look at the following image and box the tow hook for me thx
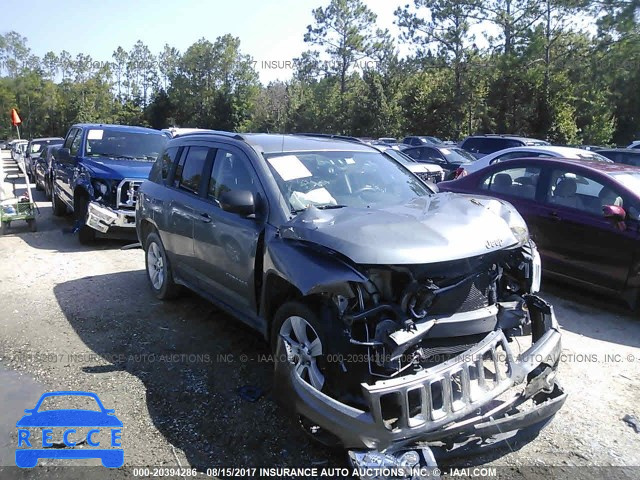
[348,446,441,480]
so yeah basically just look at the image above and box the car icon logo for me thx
[15,391,123,468]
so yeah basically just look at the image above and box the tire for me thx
[35,178,43,191]
[75,198,96,245]
[0,221,9,235]
[27,219,37,232]
[44,179,52,200]
[271,300,329,392]
[144,231,181,300]
[52,190,66,216]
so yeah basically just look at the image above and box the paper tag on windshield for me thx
[87,129,104,140]
[345,157,355,164]
[268,155,312,181]
[440,148,451,154]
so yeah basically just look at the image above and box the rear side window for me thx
[481,166,541,200]
[173,146,210,194]
[622,153,640,167]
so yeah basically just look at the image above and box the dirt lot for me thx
[1,150,639,479]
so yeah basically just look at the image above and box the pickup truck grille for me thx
[416,171,443,184]
[116,179,143,210]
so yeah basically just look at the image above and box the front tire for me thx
[52,188,66,216]
[271,301,328,392]
[144,231,181,299]
[75,198,96,245]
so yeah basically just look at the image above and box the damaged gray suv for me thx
[136,132,566,471]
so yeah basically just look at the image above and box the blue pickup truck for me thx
[52,124,167,244]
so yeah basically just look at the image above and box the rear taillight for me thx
[454,167,467,179]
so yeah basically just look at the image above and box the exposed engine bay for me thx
[320,242,542,406]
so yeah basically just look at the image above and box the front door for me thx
[192,145,264,317]
[533,167,638,290]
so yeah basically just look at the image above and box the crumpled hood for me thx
[280,193,526,265]
[81,157,153,180]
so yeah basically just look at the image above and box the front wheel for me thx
[271,301,327,392]
[144,231,181,300]
[52,189,66,216]
[75,198,96,245]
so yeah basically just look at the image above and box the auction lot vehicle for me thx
[52,124,167,244]
[440,157,640,305]
[24,137,64,180]
[596,148,640,167]
[401,144,477,180]
[454,145,612,179]
[460,135,549,159]
[137,132,566,470]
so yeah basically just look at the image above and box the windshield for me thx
[265,150,432,213]
[420,136,442,144]
[442,147,476,164]
[383,148,417,165]
[85,128,167,161]
[609,172,640,191]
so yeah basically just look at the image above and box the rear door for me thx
[191,144,265,316]
[164,145,214,284]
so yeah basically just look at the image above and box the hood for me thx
[81,156,153,180]
[280,193,526,265]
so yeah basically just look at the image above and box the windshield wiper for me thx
[290,204,348,214]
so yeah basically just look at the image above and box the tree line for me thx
[1,0,638,145]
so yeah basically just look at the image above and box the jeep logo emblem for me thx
[486,238,503,249]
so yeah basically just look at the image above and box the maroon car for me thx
[439,157,640,305]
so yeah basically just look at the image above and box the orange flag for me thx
[11,108,22,126]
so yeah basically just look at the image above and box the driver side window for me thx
[208,149,258,204]
[70,130,83,156]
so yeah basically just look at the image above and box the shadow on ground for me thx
[541,278,640,349]
[53,270,343,470]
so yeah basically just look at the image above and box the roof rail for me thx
[293,133,365,144]
[173,129,245,141]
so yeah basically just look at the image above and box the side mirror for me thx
[56,147,73,164]
[219,190,256,217]
[603,204,626,221]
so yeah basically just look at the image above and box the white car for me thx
[454,146,611,179]
[629,141,640,149]
[381,147,445,184]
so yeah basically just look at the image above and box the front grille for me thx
[366,330,514,430]
[116,179,143,210]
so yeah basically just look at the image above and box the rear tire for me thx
[0,221,9,235]
[27,219,37,232]
[144,231,181,300]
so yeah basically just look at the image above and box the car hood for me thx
[16,410,123,427]
[81,157,153,180]
[280,193,524,264]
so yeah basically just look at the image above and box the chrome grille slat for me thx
[116,179,143,209]
[366,330,516,432]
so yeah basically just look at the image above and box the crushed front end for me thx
[86,178,143,232]
[274,240,566,462]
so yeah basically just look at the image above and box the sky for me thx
[2,0,412,84]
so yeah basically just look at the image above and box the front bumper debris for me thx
[87,201,136,233]
[275,294,566,453]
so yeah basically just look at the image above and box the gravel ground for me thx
[0,151,639,479]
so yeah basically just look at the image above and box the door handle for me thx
[199,213,212,223]
[549,211,561,221]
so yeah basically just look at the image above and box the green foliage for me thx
[0,0,638,145]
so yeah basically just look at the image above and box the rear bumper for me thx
[87,201,136,232]
[275,295,565,451]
